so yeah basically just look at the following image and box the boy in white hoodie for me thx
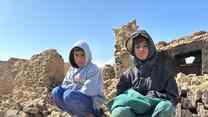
[52,40,104,117]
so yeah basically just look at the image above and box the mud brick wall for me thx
[113,20,138,78]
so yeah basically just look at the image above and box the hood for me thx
[125,29,157,66]
[126,29,156,59]
[69,40,92,68]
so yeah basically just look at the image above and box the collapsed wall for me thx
[0,58,26,96]
[12,49,65,104]
[113,20,138,78]
[0,49,65,117]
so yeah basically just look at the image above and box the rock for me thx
[5,109,19,117]
[101,64,115,81]
[181,109,192,117]
[23,106,40,114]
[175,103,181,117]
[48,111,67,117]
[17,111,28,117]
[202,90,208,108]
[177,74,208,116]
[181,98,192,109]
[0,110,5,117]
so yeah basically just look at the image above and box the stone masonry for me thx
[157,31,208,75]
[0,49,65,117]
[113,20,138,78]
[176,73,208,117]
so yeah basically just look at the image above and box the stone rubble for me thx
[176,73,208,117]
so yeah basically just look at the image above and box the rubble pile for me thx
[176,73,208,117]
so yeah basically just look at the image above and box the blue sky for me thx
[1,0,208,66]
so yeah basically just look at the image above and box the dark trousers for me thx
[52,86,94,117]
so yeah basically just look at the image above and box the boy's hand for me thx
[74,76,82,82]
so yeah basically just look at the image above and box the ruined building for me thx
[114,20,208,77]
[111,20,208,117]
[113,20,138,78]
[157,31,208,75]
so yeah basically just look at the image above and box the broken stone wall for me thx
[113,20,138,78]
[158,31,208,75]
[12,49,65,104]
[102,64,116,99]
[202,40,208,74]
[0,49,65,116]
[0,58,27,98]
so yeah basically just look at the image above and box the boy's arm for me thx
[116,74,131,95]
[146,73,179,106]
[62,68,73,88]
[80,66,103,96]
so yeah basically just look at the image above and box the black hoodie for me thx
[116,30,179,106]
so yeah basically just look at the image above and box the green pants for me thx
[107,89,175,117]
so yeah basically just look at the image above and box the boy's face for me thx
[134,39,149,60]
[74,50,86,68]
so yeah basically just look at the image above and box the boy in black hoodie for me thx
[107,30,179,117]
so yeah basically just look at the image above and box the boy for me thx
[52,40,104,117]
[108,30,179,117]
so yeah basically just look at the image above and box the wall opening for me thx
[175,50,202,75]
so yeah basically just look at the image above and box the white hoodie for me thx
[62,40,105,110]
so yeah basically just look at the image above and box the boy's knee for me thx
[111,107,136,117]
[63,89,74,102]
[154,100,175,117]
[63,90,83,104]
[63,90,89,103]
[160,101,174,111]
[51,86,63,97]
